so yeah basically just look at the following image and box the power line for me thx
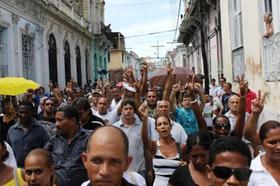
[169,0,182,51]
[125,29,178,39]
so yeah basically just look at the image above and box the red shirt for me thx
[245,89,256,114]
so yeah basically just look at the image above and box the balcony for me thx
[46,0,89,30]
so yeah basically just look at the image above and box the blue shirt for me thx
[114,118,145,172]
[6,119,49,167]
[44,127,90,186]
[175,107,198,135]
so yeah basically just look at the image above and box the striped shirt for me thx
[153,141,181,186]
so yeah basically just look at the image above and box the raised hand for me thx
[167,63,173,75]
[172,82,182,93]
[237,74,246,96]
[138,102,148,118]
[251,90,266,115]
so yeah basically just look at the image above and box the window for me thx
[0,28,8,77]
[22,34,35,80]
[231,0,243,49]
[264,0,272,13]
[229,0,245,79]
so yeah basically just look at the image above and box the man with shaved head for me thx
[81,126,137,186]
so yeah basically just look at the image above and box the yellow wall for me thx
[109,50,123,70]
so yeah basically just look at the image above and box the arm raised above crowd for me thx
[244,90,266,156]
[233,75,247,138]
[170,82,181,113]
[139,103,156,154]
[139,62,148,98]
[162,63,173,102]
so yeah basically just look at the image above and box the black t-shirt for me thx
[0,115,16,140]
[169,164,198,186]
[82,113,105,131]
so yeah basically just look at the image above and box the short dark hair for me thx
[72,97,91,111]
[43,97,54,105]
[25,148,53,168]
[120,98,136,112]
[220,77,226,82]
[186,131,213,155]
[225,82,232,89]
[56,105,79,124]
[208,136,252,166]
[87,126,129,157]
[155,112,172,128]
[259,120,280,143]
[213,115,230,126]
[18,100,35,113]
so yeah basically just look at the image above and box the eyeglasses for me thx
[214,123,230,130]
[25,168,44,176]
[212,166,252,181]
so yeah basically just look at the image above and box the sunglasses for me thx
[214,123,230,130]
[212,166,252,181]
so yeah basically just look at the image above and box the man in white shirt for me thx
[92,97,120,125]
[209,78,219,97]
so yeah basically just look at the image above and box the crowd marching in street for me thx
[0,63,279,186]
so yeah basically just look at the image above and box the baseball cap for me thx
[92,89,102,95]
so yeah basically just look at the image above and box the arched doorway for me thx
[76,46,82,87]
[48,34,58,85]
[64,41,71,84]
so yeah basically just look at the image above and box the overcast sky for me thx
[105,0,184,58]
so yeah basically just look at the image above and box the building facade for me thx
[179,0,222,82]
[0,0,110,89]
[220,0,280,121]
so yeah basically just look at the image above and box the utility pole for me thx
[151,40,164,59]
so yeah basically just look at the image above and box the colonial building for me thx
[0,0,111,89]
[180,0,280,121]
[179,0,222,91]
[220,0,280,121]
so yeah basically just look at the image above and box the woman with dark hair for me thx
[212,115,231,139]
[168,131,213,186]
[0,133,25,185]
[139,103,183,186]
[0,101,17,140]
[248,120,280,186]
[24,148,56,186]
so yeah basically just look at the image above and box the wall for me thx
[220,0,280,123]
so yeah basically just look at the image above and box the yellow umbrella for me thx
[0,77,40,96]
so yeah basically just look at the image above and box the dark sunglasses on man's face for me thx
[214,123,230,130]
[212,166,252,181]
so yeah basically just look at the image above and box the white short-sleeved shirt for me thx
[81,171,146,186]
[225,110,250,133]
[4,142,17,167]
[248,152,279,186]
[92,108,120,125]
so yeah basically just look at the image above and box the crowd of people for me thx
[0,63,279,186]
